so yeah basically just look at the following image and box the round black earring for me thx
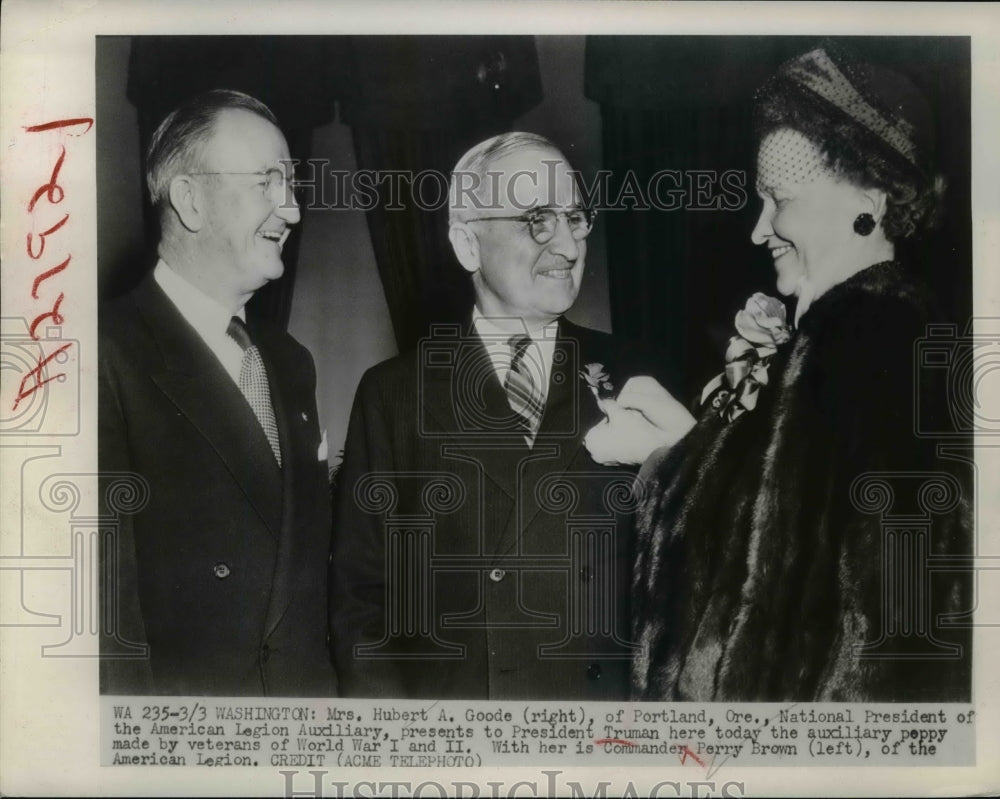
[853,213,876,236]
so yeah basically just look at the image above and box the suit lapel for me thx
[539,320,605,469]
[420,318,609,556]
[254,329,314,641]
[135,278,283,537]
[508,320,607,540]
[420,322,529,501]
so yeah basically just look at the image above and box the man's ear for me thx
[168,175,204,233]
[448,222,481,274]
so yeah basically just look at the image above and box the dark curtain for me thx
[585,36,971,401]
[122,36,346,329]
[338,36,543,350]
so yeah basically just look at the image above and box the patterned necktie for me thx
[504,334,544,440]
[226,316,282,466]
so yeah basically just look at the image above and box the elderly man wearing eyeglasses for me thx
[99,90,336,697]
[331,132,658,700]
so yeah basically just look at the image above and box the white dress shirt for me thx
[154,259,246,386]
[472,308,559,402]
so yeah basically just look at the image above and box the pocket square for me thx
[317,429,328,462]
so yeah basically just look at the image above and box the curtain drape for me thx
[339,36,543,350]
[585,36,816,400]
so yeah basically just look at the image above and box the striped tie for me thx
[227,317,282,466]
[504,334,544,440]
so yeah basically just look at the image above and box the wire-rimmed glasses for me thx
[464,207,596,244]
[189,168,298,202]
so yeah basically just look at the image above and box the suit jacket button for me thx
[213,562,231,579]
[489,568,506,582]
[586,663,602,681]
[261,644,271,663]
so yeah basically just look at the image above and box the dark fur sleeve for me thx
[632,263,972,702]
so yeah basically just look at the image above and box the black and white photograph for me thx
[1,2,998,796]
[96,32,973,700]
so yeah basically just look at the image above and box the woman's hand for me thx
[616,376,696,438]
[584,399,673,466]
[584,377,695,466]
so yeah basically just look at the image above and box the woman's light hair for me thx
[145,89,279,211]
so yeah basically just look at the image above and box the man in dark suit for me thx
[99,90,335,696]
[331,132,655,699]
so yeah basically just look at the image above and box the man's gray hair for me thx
[448,131,568,224]
[145,89,279,211]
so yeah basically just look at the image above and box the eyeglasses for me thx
[189,168,298,201]
[464,207,596,244]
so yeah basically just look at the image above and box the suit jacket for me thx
[98,276,336,696]
[331,318,655,699]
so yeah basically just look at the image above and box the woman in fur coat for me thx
[585,44,972,701]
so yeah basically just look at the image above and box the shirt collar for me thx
[471,307,559,344]
[154,258,245,342]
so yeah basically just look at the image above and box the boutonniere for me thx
[580,362,615,401]
[700,293,793,422]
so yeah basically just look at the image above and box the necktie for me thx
[226,316,282,466]
[504,334,544,440]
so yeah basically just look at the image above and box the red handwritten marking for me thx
[13,116,93,412]
[31,256,70,299]
[26,213,69,260]
[24,117,93,135]
[28,146,66,212]
[12,344,73,411]
[28,293,65,340]
[678,744,706,768]
[593,738,636,747]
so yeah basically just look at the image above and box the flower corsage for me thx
[579,362,615,402]
[700,293,792,422]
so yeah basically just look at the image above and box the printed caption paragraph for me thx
[102,699,976,768]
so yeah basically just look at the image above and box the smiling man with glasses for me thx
[99,89,335,697]
[449,137,592,330]
[331,132,659,700]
